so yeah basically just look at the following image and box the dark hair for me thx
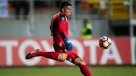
[60,1,72,11]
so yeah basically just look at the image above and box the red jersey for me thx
[50,13,69,46]
[50,13,79,59]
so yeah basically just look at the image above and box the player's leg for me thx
[75,57,92,76]
[66,52,92,76]
[25,49,67,62]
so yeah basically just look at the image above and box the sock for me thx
[36,51,59,60]
[80,65,92,76]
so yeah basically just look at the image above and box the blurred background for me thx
[0,0,136,76]
[1,0,136,37]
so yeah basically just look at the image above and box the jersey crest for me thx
[60,15,65,21]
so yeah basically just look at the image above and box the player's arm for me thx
[59,31,73,51]
[58,18,73,51]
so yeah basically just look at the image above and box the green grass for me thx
[0,66,136,76]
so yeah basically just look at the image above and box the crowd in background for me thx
[7,0,106,20]
[0,0,136,37]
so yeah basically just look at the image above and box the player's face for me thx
[63,6,72,16]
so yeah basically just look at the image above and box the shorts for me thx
[53,42,79,63]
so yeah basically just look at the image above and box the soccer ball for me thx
[99,36,112,49]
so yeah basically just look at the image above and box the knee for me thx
[75,58,86,66]
[58,53,67,62]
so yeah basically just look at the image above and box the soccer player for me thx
[25,1,92,76]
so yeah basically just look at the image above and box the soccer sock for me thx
[36,51,59,60]
[80,65,92,76]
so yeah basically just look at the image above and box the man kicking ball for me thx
[25,1,92,76]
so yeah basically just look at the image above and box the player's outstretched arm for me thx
[60,32,73,51]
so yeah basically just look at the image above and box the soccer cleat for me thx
[25,53,31,59]
[25,49,40,59]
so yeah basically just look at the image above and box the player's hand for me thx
[64,38,73,51]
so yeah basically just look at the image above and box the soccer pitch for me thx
[0,66,136,76]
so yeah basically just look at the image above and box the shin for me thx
[75,58,92,76]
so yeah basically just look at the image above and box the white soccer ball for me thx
[99,36,112,49]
